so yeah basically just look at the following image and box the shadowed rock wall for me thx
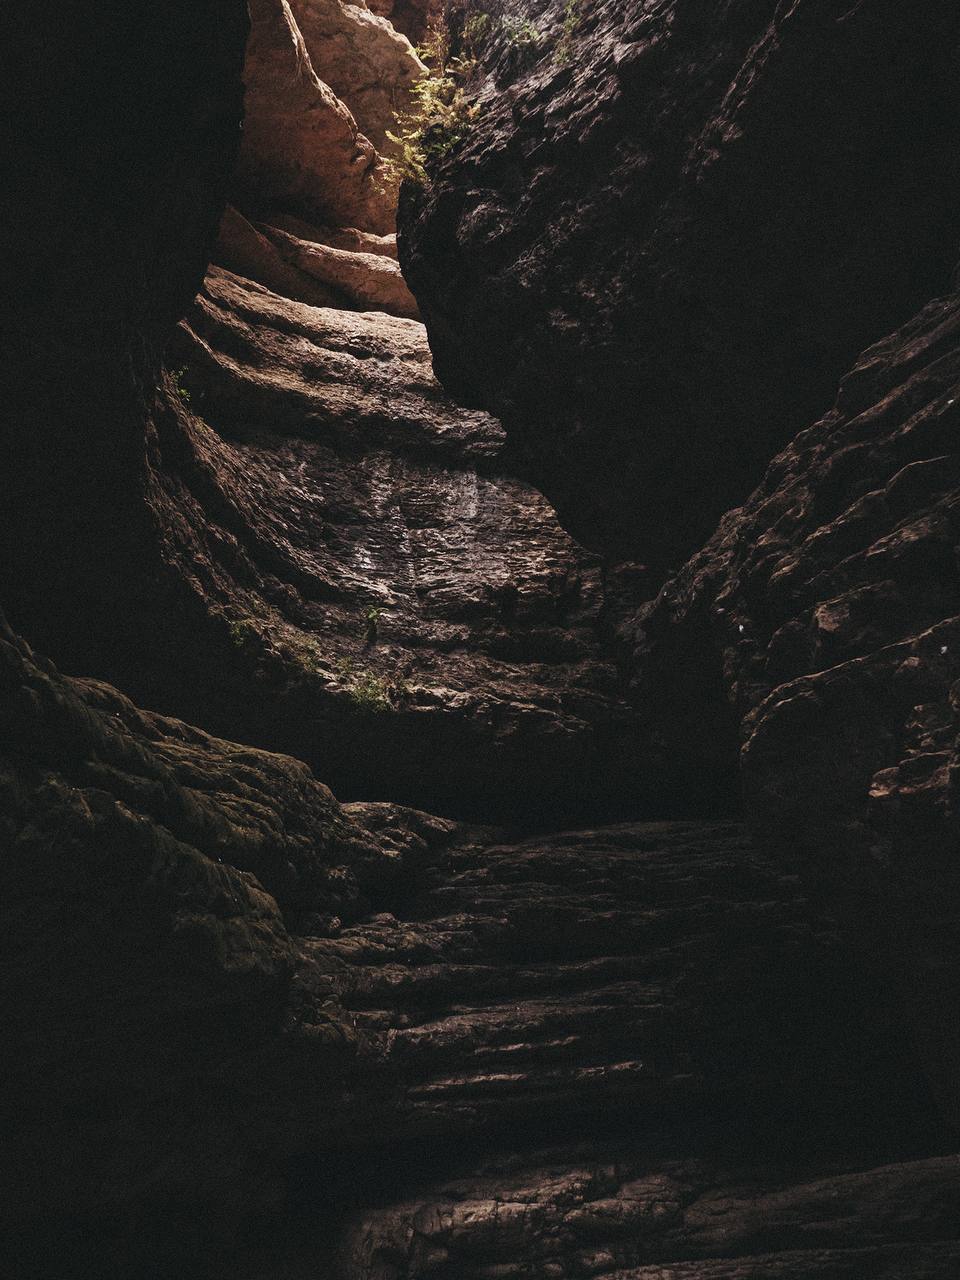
[627,293,960,1119]
[399,0,960,563]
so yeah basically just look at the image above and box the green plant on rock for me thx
[170,366,191,404]
[363,605,383,642]
[554,0,582,65]
[501,15,543,52]
[348,670,393,714]
[383,23,481,186]
[462,10,492,50]
[227,618,258,649]
[334,654,411,714]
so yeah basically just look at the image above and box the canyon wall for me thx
[400,0,960,563]
[397,0,960,1120]
[629,293,960,1120]
[3,0,960,1275]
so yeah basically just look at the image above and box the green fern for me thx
[554,0,582,65]
[382,24,481,186]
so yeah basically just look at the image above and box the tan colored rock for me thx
[257,221,419,317]
[214,206,414,315]
[269,211,399,259]
[365,0,439,45]
[236,0,395,234]
[214,205,342,308]
[288,0,425,154]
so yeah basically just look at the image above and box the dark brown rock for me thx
[0,608,383,1273]
[5,3,960,1276]
[367,0,442,45]
[237,819,949,1278]
[398,0,960,562]
[334,1154,960,1280]
[628,291,960,1121]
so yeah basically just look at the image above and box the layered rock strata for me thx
[4,0,960,1275]
[149,265,654,821]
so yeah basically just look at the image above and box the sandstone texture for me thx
[247,819,951,1279]
[236,0,395,234]
[3,0,652,826]
[366,0,441,45]
[288,0,425,154]
[0,608,375,1271]
[336,1154,960,1280]
[214,205,419,316]
[399,0,960,562]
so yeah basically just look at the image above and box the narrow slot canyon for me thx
[3,2,960,1278]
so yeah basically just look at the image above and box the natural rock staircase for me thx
[231,819,960,1279]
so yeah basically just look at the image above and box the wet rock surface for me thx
[399,0,960,562]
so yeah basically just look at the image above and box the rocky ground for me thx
[3,1,960,1277]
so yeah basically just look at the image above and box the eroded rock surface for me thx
[236,0,395,234]
[229,819,948,1279]
[287,0,425,155]
[366,0,441,45]
[399,0,960,561]
[0,608,381,1272]
[5,0,960,1275]
[336,1153,960,1280]
[628,292,960,1119]
[215,205,419,317]
[146,266,654,821]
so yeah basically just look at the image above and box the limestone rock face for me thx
[398,0,960,562]
[235,0,395,234]
[337,1154,960,1280]
[628,292,960,1120]
[6,0,960,1274]
[244,819,952,1279]
[366,0,441,45]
